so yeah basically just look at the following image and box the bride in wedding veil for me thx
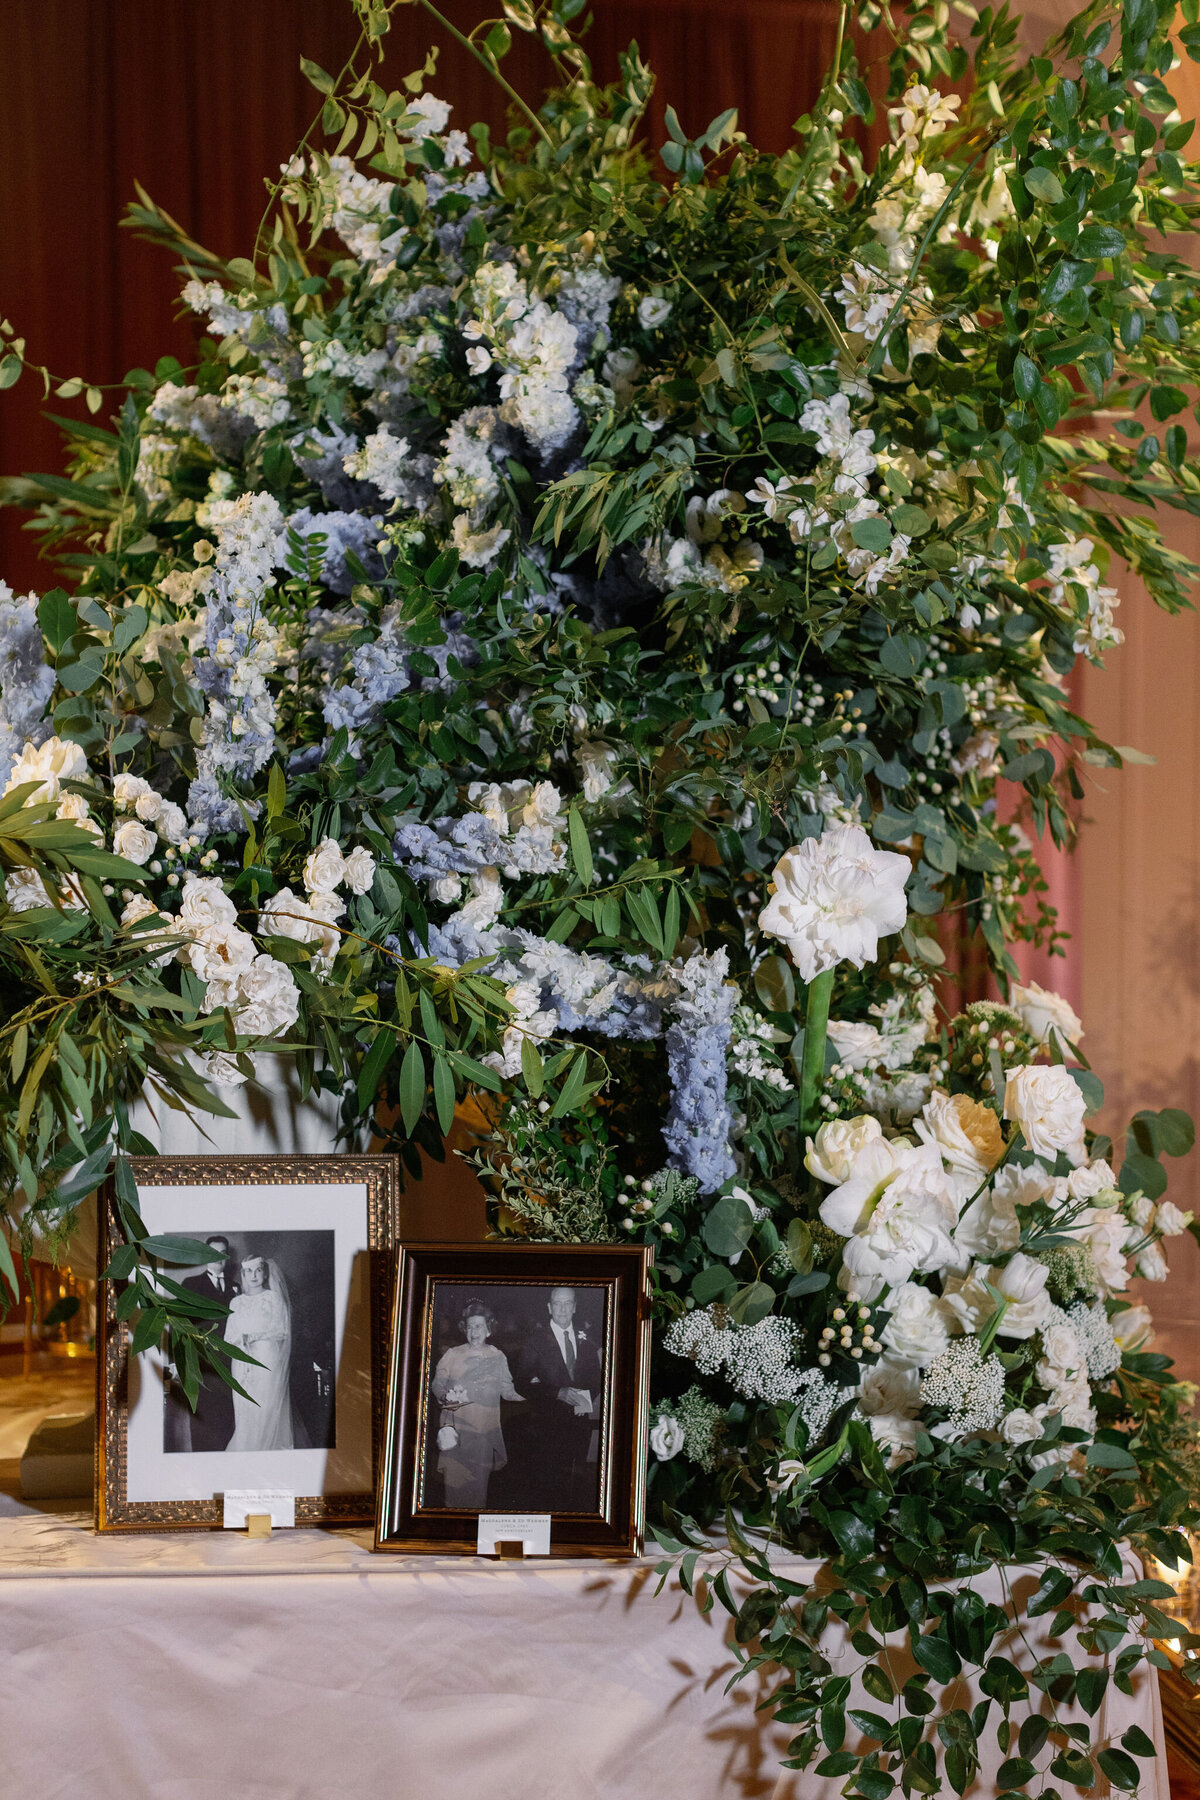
[224,1254,295,1451]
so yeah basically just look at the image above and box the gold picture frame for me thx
[97,1153,398,1531]
[375,1242,653,1558]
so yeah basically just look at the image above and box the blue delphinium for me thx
[323,609,410,734]
[393,812,506,880]
[661,950,738,1194]
[0,585,55,787]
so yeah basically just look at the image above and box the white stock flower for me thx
[943,1252,1052,1340]
[880,1282,955,1364]
[6,736,88,805]
[1010,980,1082,1049]
[1003,1065,1087,1164]
[649,1415,686,1460]
[342,846,376,895]
[805,1114,884,1185]
[303,837,346,894]
[759,824,910,982]
[113,820,158,866]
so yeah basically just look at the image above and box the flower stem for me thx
[799,968,835,1137]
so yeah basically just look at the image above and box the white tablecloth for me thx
[0,1511,1167,1800]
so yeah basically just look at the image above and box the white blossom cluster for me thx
[665,1305,823,1408]
[463,261,581,455]
[920,1337,1006,1438]
[729,1006,793,1092]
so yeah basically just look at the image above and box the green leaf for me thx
[1013,353,1040,400]
[356,1028,394,1115]
[138,1234,221,1265]
[1024,165,1064,202]
[753,953,795,1015]
[850,515,892,553]
[483,21,511,59]
[1119,1149,1167,1201]
[519,1034,544,1097]
[913,1634,962,1683]
[691,1263,737,1305]
[726,1280,774,1325]
[0,355,21,390]
[1075,223,1126,260]
[38,588,76,652]
[0,1228,18,1303]
[549,1051,589,1119]
[1097,1748,1140,1791]
[300,56,335,92]
[567,808,593,887]
[399,1039,425,1136]
[702,1193,755,1258]
[1076,1667,1108,1715]
[432,1052,456,1136]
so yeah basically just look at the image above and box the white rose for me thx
[113,820,158,866]
[342,846,376,895]
[1154,1201,1192,1237]
[805,1114,884,1185]
[430,874,463,905]
[113,773,152,811]
[55,791,91,823]
[4,868,52,912]
[236,954,301,1037]
[303,837,345,894]
[759,824,910,983]
[178,875,237,936]
[5,736,88,805]
[120,894,173,965]
[199,1050,248,1089]
[914,1089,1005,1188]
[857,1353,921,1417]
[1037,1321,1083,1384]
[158,801,189,845]
[133,789,164,824]
[868,1411,919,1469]
[1003,1065,1087,1163]
[880,1282,955,1365]
[942,1252,1052,1340]
[189,925,257,990]
[257,887,317,945]
[307,889,347,969]
[649,1415,686,1461]
[1066,1158,1117,1202]
[638,295,673,330]
[999,1406,1042,1446]
[1010,980,1083,1049]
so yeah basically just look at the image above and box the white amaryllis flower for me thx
[342,846,376,895]
[758,824,909,982]
[6,736,88,805]
[820,1137,961,1297]
[1003,1064,1087,1164]
[649,1415,685,1460]
[113,820,158,866]
[943,1252,1052,1340]
[805,1114,885,1185]
[303,837,346,894]
[1010,980,1083,1049]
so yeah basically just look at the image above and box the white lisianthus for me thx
[879,1282,955,1365]
[342,846,376,895]
[236,953,301,1037]
[805,1114,884,1185]
[638,295,673,330]
[1066,1158,1117,1202]
[649,1415,686,1460]
[1003,1064,1087,1164]
[113,820,158,866]
[178,876,237,936]
[1154,1200,1193,1236]
[303,837,346,894]
[943,1251,1052,1340]
[1076,1210,1129,1294]
[1135,1242,1168,1281]
[759,824,910,983]
[6,736,88,805]
[857,1353,921,1417]
[1010,980,1083,1049]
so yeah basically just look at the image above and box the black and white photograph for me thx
[376,1243,653,1559]
[163,1230,336,1456]
[422,1282,607,1514]
[97,1154,398,1531]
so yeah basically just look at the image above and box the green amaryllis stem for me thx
[799,967,835,1138]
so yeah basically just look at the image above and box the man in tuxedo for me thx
[174,1236,239,1453]
[515,1287,602,1511]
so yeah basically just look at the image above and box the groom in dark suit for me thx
[515,1287,602,1511]
[175,1236,240,1453]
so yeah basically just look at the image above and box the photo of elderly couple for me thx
[162,1229,337,1455]
[425,1283,606,1514]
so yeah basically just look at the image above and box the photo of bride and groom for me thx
[163,1229,337,1455]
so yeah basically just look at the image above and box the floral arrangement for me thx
[3,0,1200,1786]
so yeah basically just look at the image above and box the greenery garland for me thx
[2,0,1200,1787]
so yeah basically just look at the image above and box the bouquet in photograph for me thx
[3,0,1200,1784]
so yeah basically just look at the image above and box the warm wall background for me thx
[2,0,1197,1370]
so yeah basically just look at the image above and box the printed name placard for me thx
[222,1488,296,1529]
[477,1512,552,1556]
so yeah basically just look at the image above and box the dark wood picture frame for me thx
[97,1153,398,1531]
[375,1242,653,1559]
